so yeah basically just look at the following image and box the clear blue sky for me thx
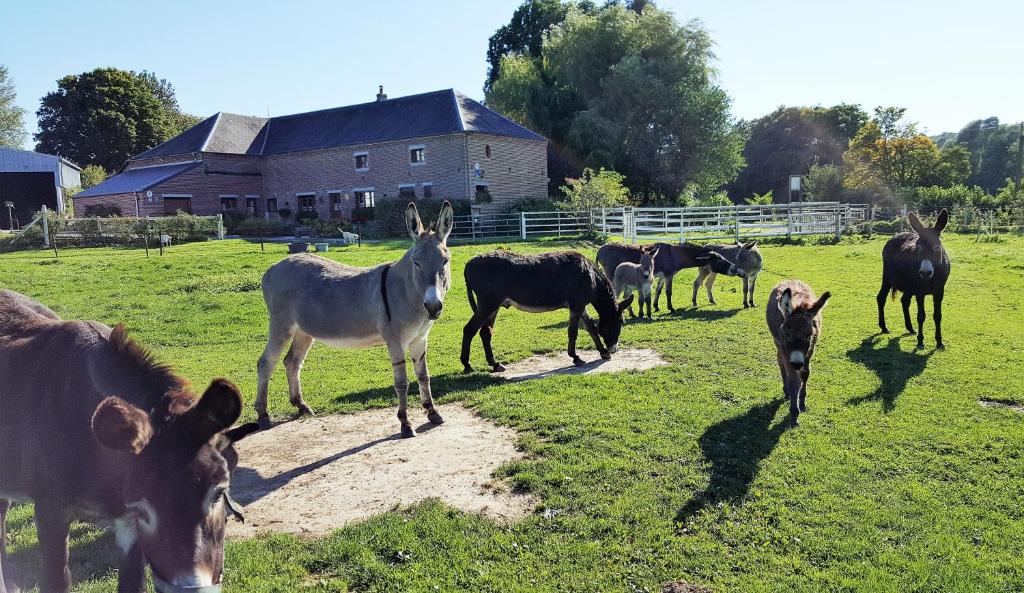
[2,0,1021,151]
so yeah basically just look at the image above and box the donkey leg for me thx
[799,364,810,412]
[742,276,750,308]
[624,287,636,318]
[901,292,915,334]
[786,370,801,427]
[255,321,294,428]
[480,310,504,372]
[34,499,71,593]
[691,268,707,307]
[934,289,945,350]
[116,543,146,593]
[283,330,316,417]
[705,272,718,305]
[776,348,788,395]
[653,275,664,311]
[580,311,610,360]
[387,341,415,438]
[664,273,676,311]
[915,294,927,350]
[877,280,891,333]
[567,309,587,366]
[410,337,443,424]
[748,273,758,307]
[460,309,488,373]
[0,500,9,593]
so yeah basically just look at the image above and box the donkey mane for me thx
[586,258,618,315]
[106,324,193,416]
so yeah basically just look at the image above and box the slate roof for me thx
[75,161,201,198]
[130,89,544,160]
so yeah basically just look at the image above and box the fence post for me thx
[557,212,562,237]
[787,204,793,239]
[41,205,50,247]
[900,205,907,233]
[834,205,842,240]
[869,205,875,238]
[520,211,527,240]
[735,207,741,242]
[217,214,225,240]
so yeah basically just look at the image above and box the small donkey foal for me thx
[612,246,659,318]
[766,280,831,426]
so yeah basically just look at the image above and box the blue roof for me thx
[75,161,200,198]
[129,89,545,160]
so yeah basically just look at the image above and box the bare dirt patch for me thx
[228,404,533,538]
[496,348,668,381]
[979,398,1024,412]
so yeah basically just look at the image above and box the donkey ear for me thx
[405,203,424,240]
[189,379,243,440]
[933,209,949,234]
[778,288,794,317]
[745,240,757,250]
[650,246,660,258]
[908,212,927,235]
[435,200,454,242]
[618,293,635,313]
[216,422,262,452]
[810,291,831,316]
[92,396,153,454]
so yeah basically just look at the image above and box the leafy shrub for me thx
[500,197,561,213]
[561,168,631,211]
[227,217,294,237]
[83,204,123,217]
[744,191,774,205]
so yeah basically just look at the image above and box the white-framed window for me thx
[398,184,416,200]
[409,144,425,165]
[245,194,260,215]
[296,192,317,216]
[353,188,376,208]
[422,183,433,199]
[219,194,239,211]
[327,190,345,218]
[354,151,369,171]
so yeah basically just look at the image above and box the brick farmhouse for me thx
[75,88,549,219]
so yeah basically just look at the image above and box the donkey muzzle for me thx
[425,302,443,320]
[919,259,935,280]
[153,575,221,593]
[789,351,805,370]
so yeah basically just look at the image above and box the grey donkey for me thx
[693,241,763,307]
[766,280,831,426]
[612,246,659,318]
[255,202,454,438]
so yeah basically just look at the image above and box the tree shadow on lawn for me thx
[846,334,933,413]
[664,306,743,322]
[676,396,789,524]
[7,523,121,592]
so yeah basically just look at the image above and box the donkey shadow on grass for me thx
[846,334,933,413]
[676,396,789,524]
[7,522,120,592]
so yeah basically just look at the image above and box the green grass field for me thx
[1,234,1023,592]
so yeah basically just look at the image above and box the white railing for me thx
[595,202,868,243]
[449,210,589,241]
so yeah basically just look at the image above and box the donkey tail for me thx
[890,286,899,302]
[466,277,478,313]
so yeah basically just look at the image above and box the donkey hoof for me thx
[916,343,926,351]
[400,424,416,438]
[427,410,445,425]
[490,363,506,372]
[600,350,612,360]
[936,343,946,350]
[295,404,315,418]
[799,403,808,412]
[462,364,475,374]
[572,356,587,367]
[256,413,273,430]
[880,328,890,334]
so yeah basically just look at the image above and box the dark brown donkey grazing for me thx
[596,242,737,312]
[766,281,831,426]
[462,250,634,372]
[0,290,258,593]
[877,209,951,350]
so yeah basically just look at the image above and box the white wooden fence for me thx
[447,202,867,242]
[594,202,868,243]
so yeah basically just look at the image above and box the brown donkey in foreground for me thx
[0,289,258,593]
[766,281,831,426]
[877,209,950,350]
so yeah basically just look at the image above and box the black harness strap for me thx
[381,264,393,323]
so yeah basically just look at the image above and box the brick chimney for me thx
[376,85,387,102]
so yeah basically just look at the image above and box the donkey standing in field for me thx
[613,246,659,319]
[462,250,634,372]
[693,241,763,308]
[597,242,737,312]
[256,202,454,438]
[766,280,831,426]
[0,289,258,593]
[877,209,951,350]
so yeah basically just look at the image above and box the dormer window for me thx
[409,145,425,165]
[354,152,369,171]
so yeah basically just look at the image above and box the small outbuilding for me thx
[0,147,81,229]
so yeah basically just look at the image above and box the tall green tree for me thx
[35,68,185,171]
[484,0,574,95]
[953,117,1020,193]
[136,70,202,135]
[729,104,868,201]
[0,65,27,148]
[487,2,743,201]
